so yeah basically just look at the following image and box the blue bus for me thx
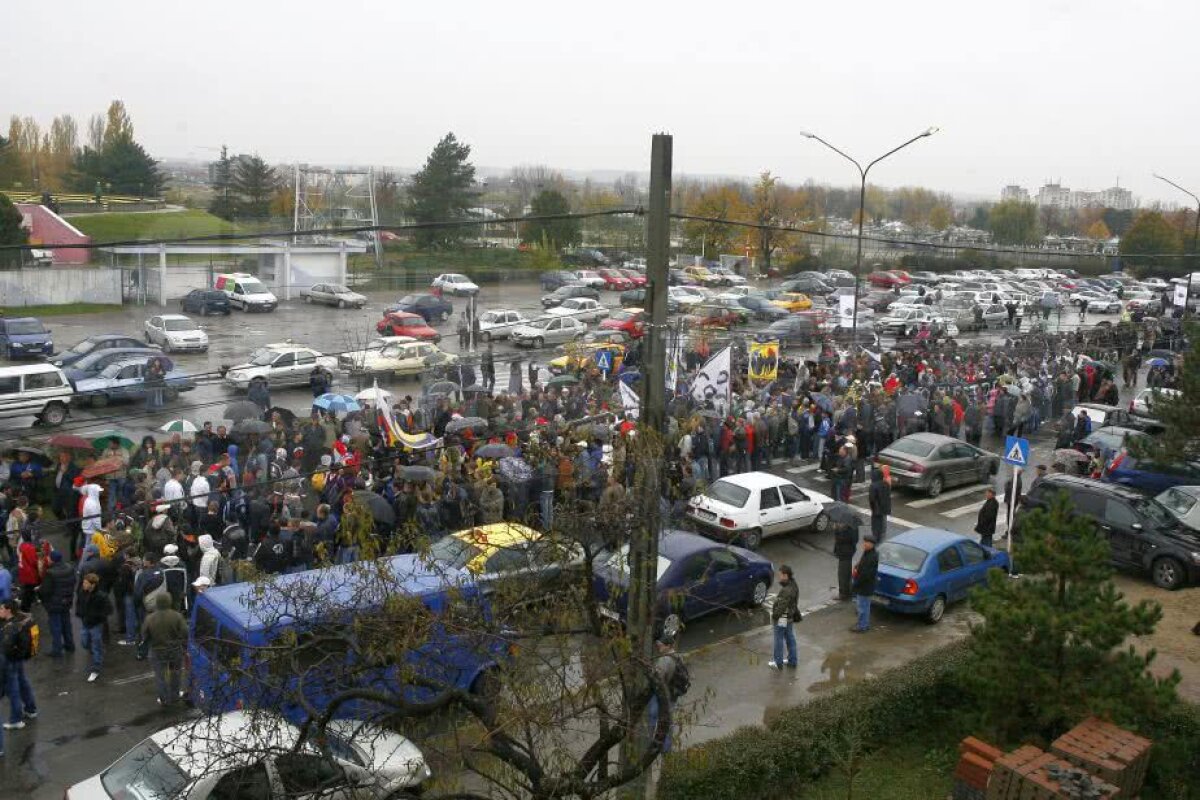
[188,554,510,721]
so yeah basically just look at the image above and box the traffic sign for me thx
[595,349,614,373]
[1003,435,1030,467]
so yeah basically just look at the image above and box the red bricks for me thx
[1050,717,1152,798]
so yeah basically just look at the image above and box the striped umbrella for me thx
[313,393,362,414]
[159,419,199,433]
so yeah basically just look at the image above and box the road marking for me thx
[111,671,154,685]
[850,505,918,528]
[943,500,987,518]
[908,484,988,508]
[786,463,820,474]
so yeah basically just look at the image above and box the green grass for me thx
[0,302,120,317]
[69,209,253,243]
[801,740,957,800]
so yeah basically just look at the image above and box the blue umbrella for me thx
[313,393,362,414]
[1146,357,1168,368]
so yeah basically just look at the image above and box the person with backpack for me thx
[38,551,75,657]
[74,573,111,683]
[0,599,38,725]
[159,545,190,613]
[768,564,800,669]
[648,634,688,754]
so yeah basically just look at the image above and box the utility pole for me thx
[621,133,671,798]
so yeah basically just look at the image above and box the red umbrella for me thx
[46,434,94,450]
[81,456,127,479]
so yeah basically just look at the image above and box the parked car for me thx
[511,316,588,348]
[214,272,277,312]
[431,273,479,296]
[1129,387,1180,418]
[600,308,647,339]
[63,348,165,383]
[547,341,625,375]
[301,283,367,308]
[708,265,747,286]
[428,523,583,604]
[739,295,790,321]
[765,314,821,347]
[375,311,442,342]
[387,293,453,324]
[544,297,608,323]
[875,307,958,337]
[1075,426,1148,460]
[771,292,814,312]
[75,357,195,407]
[572,270,608,289]
[337,338,457,378]
[593,530,773,639]
[667,285,707,309]
[1017,474,1200,589]
[540,270,580,291]
[780,276,832,295]
[1156,485,1200,532]
[872,528,1009,623]
[687,471,832,549]
[1104,454,1200,494]
[668,269,696,286]
[143,314,209,353]
[541,284,600,308]
[223,344,336,391]
[51,335,149,369]
[0,363,72,426]
[180,288,232,316]
[686,303,743,329]
[868,270,906,289]
[1069,289,1120,313]
[875,433,1000,498]
[474,309,531,342]
[0,317,53,360]
[1070,403,1165,436]
[619,287,678,313]
[907,271,941,286]
[618,268,647,287]
[597,269,633,291]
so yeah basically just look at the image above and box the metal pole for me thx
[1152,175,1200,318]
[1007,465,1021,574]
[853,173,867,342]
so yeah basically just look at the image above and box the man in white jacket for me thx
[187,462,210,529]
[197,534,220,586]
[79,483,103,541]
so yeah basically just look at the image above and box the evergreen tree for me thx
[1131,326,1200,465]
[101,137,163,196]
[0,192,28,267]
[0,134,19,187]
[67,100,161,197]
[966,493,1177,741]
[208,145,238,221]
[519,189,581,251]
[232,155,279,220]
[406,132,478,249]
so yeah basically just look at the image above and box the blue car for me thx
[872,528,1008,624]
[594,529,773,639]
[1104,454,1200,495]
[0,317,53,359]
[51,334,148,369]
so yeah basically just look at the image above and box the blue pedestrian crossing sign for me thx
[595,349,614,373]
[1003,435,1030,467]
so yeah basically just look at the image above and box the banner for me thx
[748,340,780,382]
[619,380,641,419]
[666,329,682,391]
[837,294,855,327]
[691,346,732,413]
[1174,283,1188,307]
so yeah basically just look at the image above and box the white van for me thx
[0,363,73,426]
[214,272,277,312]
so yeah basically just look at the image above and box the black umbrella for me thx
[461,384,490,395]
[232,419,272,436]
[7,445,49,462]
[224,401,263,422]
[896,393,929,418]
[426,380,460,397]
[446,416,488,435]
[400,465,439,482]
[266,406,297,426]
[351,490,396,525]
[822,502,865,529]
[475,443,514,460]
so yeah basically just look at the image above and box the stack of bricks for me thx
[953,736,1004,800]
[1050,717,1152,798]
[985,744,1121,799]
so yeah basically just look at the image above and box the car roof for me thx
[157,314,192,321]
[1035,473,1147,500]
[1,317,41,324]
[449,523,542,553]
[893,432,959,446]
[713,471,790,490]
[152,710,302,776]
[373,336,419,344]
[658,529,727,559]
[0,363,64,377]
[386,311,424,320]
[885,527,968,551]
[1164,485,1200,499]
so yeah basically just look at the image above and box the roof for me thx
[713,471,792,491]
[658,529,724,559]
[153,710,301,776]
[885,527,966,551]
[0,363,63,376]
[1035,473,1146,501]
[0,316,40,324]
[157,313,192,321]
[449,522,542,553]
[896,432,959,446]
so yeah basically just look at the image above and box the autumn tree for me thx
[69,101,162,196]
[1119,211,1182,273]
[0,134,19,187]
[1085,220,1112,240]
[519,189,581,251]
[682,183,746,258]
[374,168,403,223]
[750,172,789,270]
[407,132,479,249]
[41,115,79,191]
[988,200,1041,245]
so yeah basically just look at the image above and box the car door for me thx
[757,486,784,536]
[293,350,317,385]
[271,752,359,800]
[930,443,961,486]
[1101,497,1143,567]
[478,544,532,595]
[957,540,994,588]
[113,364,142,399]
[935,544,968,602]
[778,482,818,532]
[675,552,722,619]
[270,351,297,384]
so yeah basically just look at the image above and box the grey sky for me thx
[8,0,1199,204]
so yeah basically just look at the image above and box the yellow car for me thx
[683,265,722,286]
[771,292,814,312]
[429,523,583,586]
[548,341,626,375]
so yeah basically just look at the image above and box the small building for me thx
[15,203,92,265]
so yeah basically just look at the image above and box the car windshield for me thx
[240,279,267,294]
[1158,488,1196,518]
[68,340,98,355]
[101,738,189,800]
[249,349,279,366]
[704,480,751,508]
[429,535,482,570]
[605,546,672,581]
[888,438,936,458]
[6,320,45,335]
[163,319,196,332]
[1133,497,1178,528]
[327,284,350,293]
[878,542,929,572]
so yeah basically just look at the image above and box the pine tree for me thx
[232,155,279,220]
[1131,326,1199,465]
[519,189,581,251]
[966,493,1178,741]
[406,132,478,249]
[208,145,238,221]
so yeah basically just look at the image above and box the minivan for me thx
[214,272,277,312]
[0,363,73,425]
[0,317,54,359]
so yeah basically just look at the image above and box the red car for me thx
[375,311,441,342]
[618,268,647,287]
[868,270,907,289]
[598,269,633,291]
[889,269,913,285]
[686,304,741,329]
[601,308,647,339]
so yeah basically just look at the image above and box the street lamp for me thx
[799,127,939,340]
[1152,173,1200,315]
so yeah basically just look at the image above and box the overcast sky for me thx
[8,0,1199,204]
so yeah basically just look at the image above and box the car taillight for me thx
[720,517,736,528]
[910,463,925,473]
[1128,400,1134,412]
[902,579,919,596]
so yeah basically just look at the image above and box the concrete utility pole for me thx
[1153,173,1200,316]
[621,133,671,797]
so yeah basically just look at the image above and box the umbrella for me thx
[896,393,929,418]
[400,465,439,482]
[446,416,488,435]
[7,445,49,462]
[82,456,127,479]
[224,401,262,422]
[1053,448,1089,464]
[547,374,580,388]
[461,384,490,395]
[351,490,396,525]
[807,392,834,413]
[476,443,514,460]
[159,419,199,433]
[355,386,394,407]
[232,419,272,436]
[821,502,864,530]
[267,406,297,426]
[697,409,723,419]
[1146,357,1168,368]
[91,431,134,450]
[313,393,362,414]
[46,433,94,451]
[497,456,533,483]
[425,380,460,397]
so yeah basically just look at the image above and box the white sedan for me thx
[224,343,337,390]
[1069,290,1121,312]
[301,283,368,308]
[687,471,833,549]
[477,309,532,342]
[144,314,208,353]
[544,297,609,323]
[431,273,480,296]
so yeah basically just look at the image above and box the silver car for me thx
[477,309,532,342]
[301,283,367,308]
[876,433,1000,498]
[511,316,588,348]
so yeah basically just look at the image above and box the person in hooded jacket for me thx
[141,592,188,706]
[38,550,76,656]
[197,534,220,586]
[78,483,103,546]
[159,544,190,613]
[142,505,175,558]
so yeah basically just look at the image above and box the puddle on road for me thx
[807,645,883,693]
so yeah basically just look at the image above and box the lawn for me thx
[0,302,120,316]
[69,209,255,243]
[802,739,957,800]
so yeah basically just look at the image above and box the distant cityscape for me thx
[1000,181,1135,211]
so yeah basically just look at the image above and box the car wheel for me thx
[534,337,544,349]
[91,393,109,408]
[927,474,944,497]
[338,299,346,309]
[749,580,768,607]
[41,402,67,426]
[439,310,449,322]
[305,295,313,304]
[811,510,829,532]
[741,527,764,550]
[1151,557,1185,590]
[661,612,683,640]
[926,595,946,624]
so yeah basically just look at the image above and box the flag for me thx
[748,340,780,382]
[691,346,732,413]
[619,380,641,419]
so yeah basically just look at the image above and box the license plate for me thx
[598,606,620,621]
[695,508,716,521]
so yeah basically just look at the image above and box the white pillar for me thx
[283,245,293,302]
[338,242,347,286]
[158,244,167,306]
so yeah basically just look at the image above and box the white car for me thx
[64,710,429,800]
[511,315,588,348]
[144,314,209,353]
[224,343,337,390]
[1157,485,1200,532]
[301,283,367,308]
[431,273,479,296]
[338,339,457,377]
[477,309,532,342]
[1129,387,1179,418]
[668,286,707,308]
[573,270,608,289]
[876,307,958,337]
[716,286,755,301]
[1140,277,1169,290]
[687,472,833,549]
[544,297,608,323]
[1069,290,1120,312]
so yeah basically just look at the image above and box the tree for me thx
[41,115,79,191]
[1131,327,1200,466]
[1103,208,1135,237]
[0,134,20,187]
[67,101,161,197]
[968,205,989,231]
[407,132,478,249]
[928,204,953,232]
[374,168,402,223]
[101,100,134,150]
[207,146,238,221]
[750,172,788,270]
[988,200,1041,245]
[1120,211,1182,273]
[232,155,279,220]
[519,189,581,251]
[0,192,28,268]
[966,493,1177,742]
[1085,219,1112,241]
[681,183,746,258]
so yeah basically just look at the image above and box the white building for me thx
[1036,183,1072,209]
[1000,185,1030,203]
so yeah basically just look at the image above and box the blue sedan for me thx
[594,529,773,639]
[873,528,1008,624]
[1104,454,1200,495]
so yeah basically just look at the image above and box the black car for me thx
[781,276,833,295]
[180,289,232,316]
[765,315,819,346]
[387,293,453,323]
[1017,474,1200,590]
[619,288,679,314]
[540,284,600,308]
[863,291,898,312]
[540,270,580,291]
[51,335,149,369]
[738,295,789,321]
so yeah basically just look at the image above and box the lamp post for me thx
[799,128,939,341]
[1153,173,1200,316]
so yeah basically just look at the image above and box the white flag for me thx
[619,380,641,419]
[691,346,732,414]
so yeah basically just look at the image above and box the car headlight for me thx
[1190,551,1200,565]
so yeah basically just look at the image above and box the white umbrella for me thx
[355,384,394,408]
[159,419,199,433]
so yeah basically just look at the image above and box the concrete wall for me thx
[0,267,122,306]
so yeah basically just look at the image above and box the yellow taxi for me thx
[683,264,722,286]
[771,292,814,312]
[428,523,584,588]
[548,341,626,375]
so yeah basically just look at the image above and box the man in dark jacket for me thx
[0,600,39,725]
[833,518,859,601]
[75,574,112,683]
[38,551,76,656]
[141,592,188,706]
[769,565,800,669]
[308,366,330,400]
[975,487,999,548]
[851,535,879,633]
[867,468,891,541]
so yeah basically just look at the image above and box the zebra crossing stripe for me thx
[943,500,987,519]
[908,484,989,508]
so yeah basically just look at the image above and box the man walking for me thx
[38,551,75,657]
[141,592,188,706]
[0,600,39,726]
[482,343,496,391]
[833,517,859,601]
[868,467,891,542]
[768,565,800,669]
[76,573,111,683]
[975,487,999,548]
[850,535,879,633]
